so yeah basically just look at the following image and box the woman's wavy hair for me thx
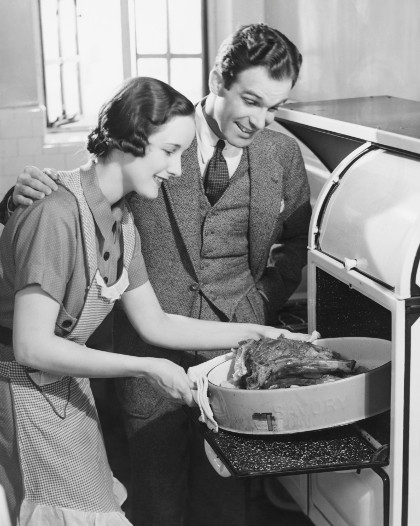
[87,77,195,159]
[214,24,302,90]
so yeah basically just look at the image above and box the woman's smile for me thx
[153,174,167,187]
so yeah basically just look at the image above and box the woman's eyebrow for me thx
[163,143,181,149]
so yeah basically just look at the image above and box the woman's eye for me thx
[164,149,174,156]
[243,98,256,106]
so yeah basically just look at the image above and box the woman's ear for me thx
[209,69,224,95]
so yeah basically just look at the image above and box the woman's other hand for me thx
[143,357,195,406]
[13,166,58,206]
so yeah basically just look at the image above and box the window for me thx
[133,0,206,104]
[39,0,208,128]
[39,0,82,126]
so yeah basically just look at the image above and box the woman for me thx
[0,77,290,525]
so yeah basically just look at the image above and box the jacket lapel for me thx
[162,132,284,280]
[162,138,202,275]
[249,132,285,277]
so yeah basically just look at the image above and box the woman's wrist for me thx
[131,355,159,380]
[237,323,267,344]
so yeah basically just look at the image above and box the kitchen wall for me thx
[0,0,89,204]
[264,0,420,103]
[1,0,419,203]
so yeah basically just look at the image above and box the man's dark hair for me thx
[87,77,195,159]
[214,23,302,90]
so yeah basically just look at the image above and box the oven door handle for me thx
[204,440,231,478]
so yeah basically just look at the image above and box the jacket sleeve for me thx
[256,140,312,323]
[0,187,15,225]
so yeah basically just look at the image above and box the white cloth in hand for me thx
[187,352,234,432]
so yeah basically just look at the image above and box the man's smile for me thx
[236,122,254,135]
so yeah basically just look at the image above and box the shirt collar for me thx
[195,99,243,164]
[80,161,122,242]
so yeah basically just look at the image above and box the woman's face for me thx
[122,115,196,199]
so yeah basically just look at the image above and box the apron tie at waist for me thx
[0,326,13,346]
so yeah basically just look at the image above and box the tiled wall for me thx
[0,105,89,201]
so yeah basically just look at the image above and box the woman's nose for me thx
[168,155,182,177]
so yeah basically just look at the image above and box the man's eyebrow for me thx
[242,90,288,107]
[273,98,288,107]
[242,89,261,100]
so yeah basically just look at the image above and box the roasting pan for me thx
[207,337,391,435]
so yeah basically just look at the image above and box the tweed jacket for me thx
[126,127,311,326]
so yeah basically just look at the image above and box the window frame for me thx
[40,0,209,130]
[121,0,208,95]
[38,0,83,128]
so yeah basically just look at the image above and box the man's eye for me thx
[164,150,174,156]
[243,98,256,106]
[270,101,287,112]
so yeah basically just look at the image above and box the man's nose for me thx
[250,108,272,129]
[265,111,275,126]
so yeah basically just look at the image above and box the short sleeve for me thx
[12,189,80,304]
[126,226,149,291]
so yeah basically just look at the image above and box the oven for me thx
[189,96,420,526]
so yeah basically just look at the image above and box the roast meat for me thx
[232,336,357,390]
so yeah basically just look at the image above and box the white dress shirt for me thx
[195,101,243,179]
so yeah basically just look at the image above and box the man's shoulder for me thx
[249,128,300,165]
[257,126,298,150]
[13,185,78,228]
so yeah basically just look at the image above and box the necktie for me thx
[204,139,229,206]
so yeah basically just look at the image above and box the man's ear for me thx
[209,69,224,95]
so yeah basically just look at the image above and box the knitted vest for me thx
[196,150,254,320]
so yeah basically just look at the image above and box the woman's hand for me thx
[143,357,195,406]
[13,166,58,206]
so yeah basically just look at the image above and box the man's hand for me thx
[13,166,59,207]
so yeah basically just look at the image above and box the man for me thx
[1,24,311,526]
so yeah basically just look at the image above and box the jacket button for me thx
[62,319,72,328]
[189,282,200,291]
[104,251,110,261]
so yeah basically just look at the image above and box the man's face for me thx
[211,66,292,148]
